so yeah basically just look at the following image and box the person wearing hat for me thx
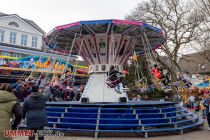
[22,85,51,140]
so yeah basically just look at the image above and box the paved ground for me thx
[13,125,210,140]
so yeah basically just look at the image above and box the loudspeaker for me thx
[81,97,89,103]
[119,97,127,103]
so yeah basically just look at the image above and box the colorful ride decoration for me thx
[34,57,51,69]
[76,69,88,74]
[0,55,18,60]
[197,79,210,89]
[15,56,73,71]
[130,54,139,61]
[53,61,66,71]
[0,55,88,76]
[0,55,18,66]
[177,78,209,105]
[178,76,210,101]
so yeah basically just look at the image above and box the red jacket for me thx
[152,68,161,79]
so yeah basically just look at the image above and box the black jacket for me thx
[203,98,210,114]
[22,88,51,129]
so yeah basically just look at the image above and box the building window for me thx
[13,53,21,58]
[0,30,4,42]
[32,36,38,48]
[21,34,27,46]
[2,52,10,56]
[8,21,19,27]
[9,32,17,44]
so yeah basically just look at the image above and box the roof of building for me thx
[0,12,7,16]
[178,50,210,74]
[0,42,41,52]
[0,12,45,34]
[0,43,77,61]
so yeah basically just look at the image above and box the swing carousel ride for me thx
[45,19,165,102]
[17,19,204,138]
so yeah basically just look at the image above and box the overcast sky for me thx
[0,0,140,33]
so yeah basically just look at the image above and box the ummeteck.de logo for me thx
[4,130,34,137]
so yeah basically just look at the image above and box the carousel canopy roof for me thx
[45,19,165,56]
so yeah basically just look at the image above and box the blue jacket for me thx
[203,98,210,114]
[22,88,51,129]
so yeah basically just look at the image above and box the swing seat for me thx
[179,81,186,86]
[135,81,144,88]
[123,87,130,92]
[106,73,122,88]
[154,84,162,90]
[152,77,161,83]
[107,78,121,88]
[135,77,147,88]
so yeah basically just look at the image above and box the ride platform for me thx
[19,100,204,138]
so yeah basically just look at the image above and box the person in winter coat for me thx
[0,87,22,140]
[151,64,161,79]
[203,94,210,130]
[108,65,120,80]
[151,64,168,86]
[22,85,51,140]
[108,66,124,93]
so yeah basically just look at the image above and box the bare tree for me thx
[194,0,210,63]
[196,0,210,20]
[126,0,203,71]
[193,34,210,63]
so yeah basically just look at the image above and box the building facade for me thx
[178,50,210,74]
[0,12,82,65]
[0,12,45,59]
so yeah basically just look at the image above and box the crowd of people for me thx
[183,88,210,112]
[0,76,84,102]
[184,92,210,130]
[0,75,86,140]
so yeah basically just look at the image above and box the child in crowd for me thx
[194,100,200,114]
